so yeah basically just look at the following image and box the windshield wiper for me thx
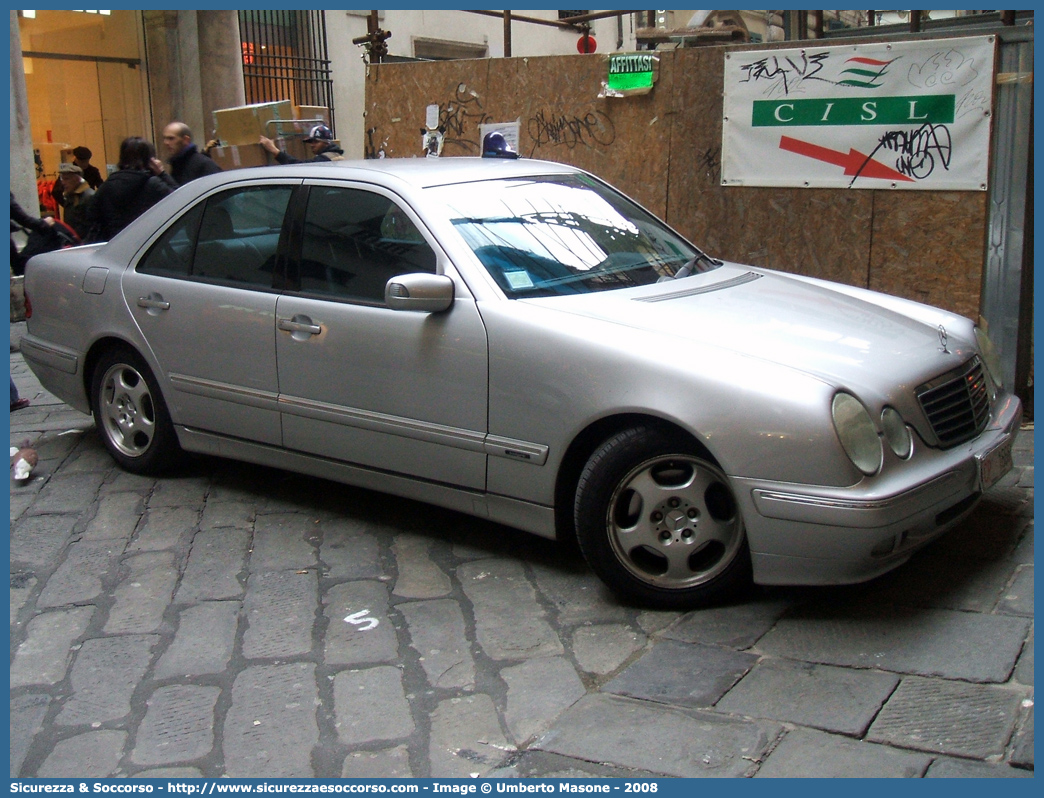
[659,251,723,281]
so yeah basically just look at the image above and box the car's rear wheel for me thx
[574,425,751,609]
[90,346,182,474]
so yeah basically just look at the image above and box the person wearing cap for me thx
[162,121,222,185]
[72,146,104,189]
[259,124,345,163]
[57,162,95,239]
[50,146,104,210]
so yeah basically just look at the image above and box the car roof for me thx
[226,156,581,190]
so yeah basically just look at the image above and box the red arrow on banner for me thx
[779,135,914,182]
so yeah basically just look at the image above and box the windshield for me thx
[426,173,718,298]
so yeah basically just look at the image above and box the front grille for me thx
[917,358,991,448]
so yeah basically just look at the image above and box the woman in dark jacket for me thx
[85,137,177,242]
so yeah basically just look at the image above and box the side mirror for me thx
[385,273,455,313]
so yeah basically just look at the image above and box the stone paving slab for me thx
[241,569,318,658]
[82,491,143,542]
[10,512,78,568]
[998,565,1034,616]
[458,558,563,661]
[392,533,453,598]
[103,550,179,634]
[223,663,318,777]
[399,598,476,688]
[174,528,250,602]
[866,675,1023,758]
[428,693,514,777]
[855,552,1024,613]
[323,580,398,666]
[154,601,241,678]
[1013,625,1034,687]
[661,597,792,649]
[571,622,646,676]
[1010,703,1034,769]
[534,693,779,777]
[10,573,36,626]
[501,655,586,745]
[755,727,932,778]
[318,520,384,580]
[604,639,758,708]
[925,758,1034,777]
[714,658,900,735]
[11,606,95,687]
[757,604,1031,683]
[10,694,50,776]
[251,512,320,571]
[56,634,160,726]
[36,538,123,608]
[333,666,415,746]
[132,685,221,766]
[37,731,127,778]
[342,746,413,778]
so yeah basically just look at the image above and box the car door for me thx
[274,181,489,489]
[124,181,296,445]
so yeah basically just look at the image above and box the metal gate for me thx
[239,11,335,133]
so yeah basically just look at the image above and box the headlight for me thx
[881,407,912,459]
[974,324,1003,392]
[832,392,883,476]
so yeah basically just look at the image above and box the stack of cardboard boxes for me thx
[208,101,333,169]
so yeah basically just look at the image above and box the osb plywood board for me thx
[665,47,876,288]
[365,54,674,217]
[868,190,987,320]
[365,46,988,317]
[364,59,494,159]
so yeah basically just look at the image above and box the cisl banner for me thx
[721,35,996,190]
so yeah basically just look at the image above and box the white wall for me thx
[326,10,639,160]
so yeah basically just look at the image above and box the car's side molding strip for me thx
[171,372,548,465]
[169,373,280,411]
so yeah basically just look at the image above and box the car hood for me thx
[525,264,973,393]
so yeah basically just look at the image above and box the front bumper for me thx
[737,394,1022,586]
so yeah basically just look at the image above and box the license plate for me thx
[977,437,1014,491]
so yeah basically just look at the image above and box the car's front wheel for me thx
[574,425,751,609]
[90,345,182,474]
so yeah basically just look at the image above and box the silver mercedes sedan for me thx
[21,157,1021,608]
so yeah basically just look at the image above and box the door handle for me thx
[277,318,322,336]
[137,297,170,310]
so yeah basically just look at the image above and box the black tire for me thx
[90,345,183,474]
[574,425,751,609]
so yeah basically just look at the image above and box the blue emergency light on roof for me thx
[481,131,518,159]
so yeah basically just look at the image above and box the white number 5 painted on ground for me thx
[344,609,379,631]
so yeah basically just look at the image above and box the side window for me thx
[299,186,436,303]
[137,203,204,278]
[192,186,292,287]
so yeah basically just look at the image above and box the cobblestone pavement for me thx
[9,322,1034,778]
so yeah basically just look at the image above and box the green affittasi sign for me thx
[607,53,658,95]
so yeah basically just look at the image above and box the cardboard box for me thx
[294,105,330,126]
[209,143,272,171]
[212,100,295,146]
[278,136,311,162]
